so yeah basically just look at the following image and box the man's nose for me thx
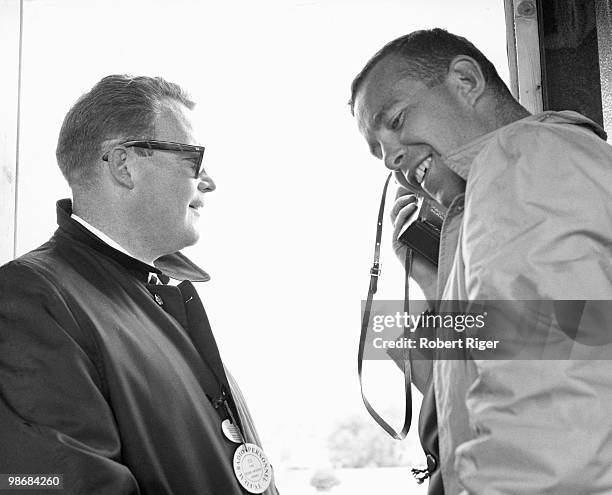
[382,146,406,170]
[198,170,216,193]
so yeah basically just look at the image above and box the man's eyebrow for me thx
[186,155,201,163]
[370,99,399,129]
[180,152,201,164]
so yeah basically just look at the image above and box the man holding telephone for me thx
[350,29,612,494]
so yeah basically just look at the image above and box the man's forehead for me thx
[355,55,421,129]
[155,100,197,143]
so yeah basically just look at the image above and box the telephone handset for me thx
[398,196,446,266]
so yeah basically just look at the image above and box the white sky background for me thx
[17,0,508,480]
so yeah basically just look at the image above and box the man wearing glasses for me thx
[0,75,277,495]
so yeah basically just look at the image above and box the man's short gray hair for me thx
[56,74,195,188]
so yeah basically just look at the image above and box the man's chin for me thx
[184,230,200,248]
[171,228,200,253]
[393,170,411,189]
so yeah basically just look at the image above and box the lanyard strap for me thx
[358,173,413,440]
[177,280,247,441]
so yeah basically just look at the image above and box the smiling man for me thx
[0,75,277,495]
[351,30,612,494]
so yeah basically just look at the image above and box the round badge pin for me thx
[232,443,272,494]
[222,418,243,444]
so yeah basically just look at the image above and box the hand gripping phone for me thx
[398,197,446,266]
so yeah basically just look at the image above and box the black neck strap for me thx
[179,280,246,441]
[148,280,246,443]
[358,173,413,440]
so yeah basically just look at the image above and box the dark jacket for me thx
[0,199,277,495]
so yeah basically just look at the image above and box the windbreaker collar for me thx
[442,110,607,181]
[55,199,210,283]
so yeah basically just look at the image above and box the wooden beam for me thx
[505,0,543,113]
[0,0,21,265]
[596,0,612,137]
[504,0,520,99]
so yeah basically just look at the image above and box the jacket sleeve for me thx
[455,124,612,494]
[0,261,140,495]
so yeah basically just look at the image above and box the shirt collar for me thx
[56,199,210,283]
[441,110,607,181]
[70,213,145,261]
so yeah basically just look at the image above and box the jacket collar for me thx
[442,110,607,181]
[55,199,210,283]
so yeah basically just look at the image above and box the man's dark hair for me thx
[56,75,195,188]
[349,28,511,114]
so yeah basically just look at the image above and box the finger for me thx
[395,185,414,200]
[393,201,419,238]
[390,194,418,224]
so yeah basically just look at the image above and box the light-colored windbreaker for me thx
[429,111,612,494]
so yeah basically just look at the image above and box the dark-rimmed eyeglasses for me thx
[102,140,206,178]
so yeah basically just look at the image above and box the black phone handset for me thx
[398,196,446,266]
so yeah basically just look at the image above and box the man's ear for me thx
[105,148,135,189]
[446,55,487,107]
